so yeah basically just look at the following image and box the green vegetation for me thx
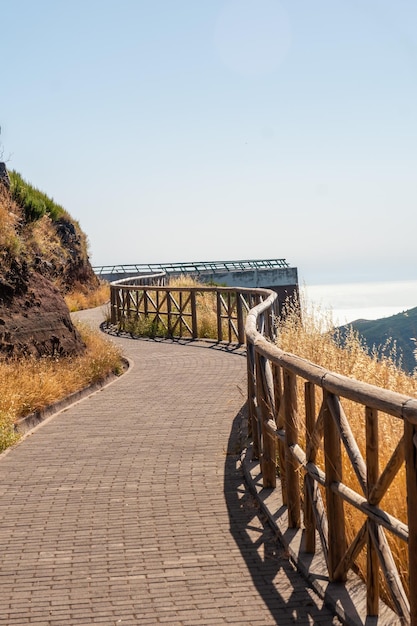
[9,170,67,222]
[0,169,95,294]
[115,277,221,340]
[0,410,20,452]
[124,315,169,339]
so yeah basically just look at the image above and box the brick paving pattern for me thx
[0,308,342,625]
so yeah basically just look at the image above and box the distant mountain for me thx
[338,307,417,374]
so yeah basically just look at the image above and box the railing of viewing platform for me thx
[109,279,417,625]
[94,257,290,277]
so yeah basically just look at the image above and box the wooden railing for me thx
[110,281,278,344]
[246,290,417,626]
[109,280,417,624]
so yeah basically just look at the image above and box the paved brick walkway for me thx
[0,308,342,625]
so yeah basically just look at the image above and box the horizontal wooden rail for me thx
[109,281,278,344]
[109,279,417,624]
[246,294,417,625]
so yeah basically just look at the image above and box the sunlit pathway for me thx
[0,308,341,625]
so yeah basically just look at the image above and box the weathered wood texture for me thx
[366,406,379,616]
[109,280,417,625]
[110,283,275,344]
[245,291,417,626]
[283,368,301,528]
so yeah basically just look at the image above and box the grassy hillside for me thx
[9,170,67,222]
[0,168,121,450]
[338,307,417,374]
[1,170,97,293]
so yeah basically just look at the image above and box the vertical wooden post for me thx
[246,341,254,439]
[116,287,121,324]
[178,291,183,337]
[228,292,232,343]
[304,382,316,553]
[253,352,264,462]
[283,368,300,528]
[156,289,160,325]
[144,288,149,318]
[404,419,417,626]
[271,362,282,419]
[167,290,172,336]
[273,296,280,324]
[135,289,139,319]
[256,356,276,488]
[323,390,347,581]
[272,363,287,503]
[121,289,127,329]
[126,288,132,320]
[236,293,245,344]
[366,406,379,616]
[110,286,117,324]
[216,292,223,341]
[191,290,198,339]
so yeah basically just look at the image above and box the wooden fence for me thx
[109,280,417,624]
[110,281,278,344]
[246,290,417,625]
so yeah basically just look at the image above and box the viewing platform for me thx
[93,258,299,313]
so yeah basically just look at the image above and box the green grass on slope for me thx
[9,170,66,222]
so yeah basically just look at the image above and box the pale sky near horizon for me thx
[1,0,416,285]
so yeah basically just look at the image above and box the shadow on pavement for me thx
[223,404,342,625]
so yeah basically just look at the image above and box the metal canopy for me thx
[93,258,290,276]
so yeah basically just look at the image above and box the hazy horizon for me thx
[304,278,417,325]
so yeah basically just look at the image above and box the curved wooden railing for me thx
[247,291,417,626]
[110,280,278,343]
[109,280,417,624]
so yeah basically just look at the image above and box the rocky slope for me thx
[0,168,98,359]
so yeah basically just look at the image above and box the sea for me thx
[302,280,417,326]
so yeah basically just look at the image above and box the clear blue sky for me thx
[1,0,416,285]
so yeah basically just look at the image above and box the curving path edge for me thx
[0,307,342,625]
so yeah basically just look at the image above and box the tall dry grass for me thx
[0,186,23,260]
[65,283,110,312]
[122,276,222,339]
[0,323,123,452]
[276,296,416,603]
[169,276,219,338]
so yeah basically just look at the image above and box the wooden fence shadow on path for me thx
[223,405,341,625]
[101,323,247,355]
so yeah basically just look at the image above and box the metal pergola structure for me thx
[93,258,290,277]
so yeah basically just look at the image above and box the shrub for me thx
[0,410,20,452]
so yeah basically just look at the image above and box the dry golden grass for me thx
[122,276,223,340]
[0,187,23,260]
[276,297,416,604]
[25,214,63,266]
[0,323,123,452]
[169,276,219,338]
[65,283,110,312]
